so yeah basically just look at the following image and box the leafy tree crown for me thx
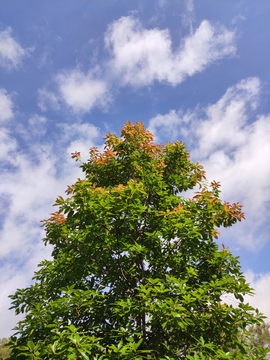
[8,122,267,359]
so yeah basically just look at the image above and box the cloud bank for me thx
[39,16,236,114]
[0,111,101,337]
[244,270,270,321]
[148,77,270,249]
[105,16,236,86]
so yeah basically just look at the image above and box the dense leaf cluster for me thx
[7,122,269,359]
[0,338,11,360]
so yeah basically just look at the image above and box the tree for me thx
[8,122,269,359]
[245,322,270,358]
[249,322,270,350]
[230,322,270,358]
[0,338,11,360]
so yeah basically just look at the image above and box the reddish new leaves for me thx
[40,211,66,227]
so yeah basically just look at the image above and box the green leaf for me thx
[78,348,90,359]
[27,341,35,351]
[17,346,29,351]
[68,353,77,360]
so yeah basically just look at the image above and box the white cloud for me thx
[38,47,53,69]
[38,88,61,112]
[148,77,270,249]
[28,114,47,127]
[185,0,194,13]
[203,114,270,214]
[182,0,196,32]
[221,270,270,323]
[0,255,47,338]
[244,270,270,322]
[148,108,195,142]
[231,14,246,25]
[39,69,110,114]
[0,27,32,70]
[60,122,101,162]
[0,120,102,337]
[0,145,62,338]
[0,148,60,259]
[0,88,14,122]
[0,89,16,163]
[0,128,17,160]
[105,16,236,86]
[57,69,110,113]
[193,77,260,157]
[38,15,236,115]
[28,114,47,138]
[0,121,100,262]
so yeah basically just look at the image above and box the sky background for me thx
[1,0,270,338]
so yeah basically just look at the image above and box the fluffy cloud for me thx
[221,269,270,323]
[59,121,101,162]
[39,69,110,114]
[0,88,14,122]
[148,108,195,142]
[148,77,270,249]
[244,270,270,321]
[105,16,236,86]
[0,118,101,337]
[193,77,260,157]
[0,120,101,261]
[57,69,110,113]
[0,142,62,337]
[39,16,236,114]
[222,270,270,322]
[149,77,261,151]
[0,27,32,70]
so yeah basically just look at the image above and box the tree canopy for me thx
[8,122,269,359]
[249,322,270,350]
[0,338,11,360]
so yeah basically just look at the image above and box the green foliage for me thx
[236,322,270,358]
[0,338,11,359]
[8,122,269,359]
[249,322,270,349]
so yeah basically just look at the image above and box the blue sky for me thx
[1,0,270,337]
